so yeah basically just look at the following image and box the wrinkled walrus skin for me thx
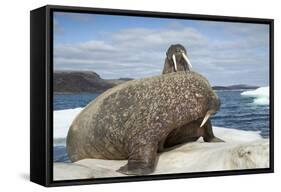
[67,71,221,175]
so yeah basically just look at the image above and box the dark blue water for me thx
[54,93,100,110]
[53,90,270,162]
[212,91,269,138]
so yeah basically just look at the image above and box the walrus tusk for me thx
[182,52,192,69]
[200,111,212,127]
[172,54,177,71]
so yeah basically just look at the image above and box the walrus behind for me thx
[67,71,222,175]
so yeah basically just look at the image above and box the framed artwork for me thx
[30,5,274,187]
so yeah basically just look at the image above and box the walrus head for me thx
[162,44,192,74]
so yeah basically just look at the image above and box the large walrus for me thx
[67,71,222,175]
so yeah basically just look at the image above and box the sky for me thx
[53,11,270,86]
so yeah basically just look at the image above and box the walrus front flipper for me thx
[207,137,224,142]
[202,120,224,143]
[117,142,158,175]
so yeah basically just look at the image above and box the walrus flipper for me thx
[202,120,224,143]
[117,141,158,175]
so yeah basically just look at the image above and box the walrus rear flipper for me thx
[117,141,158,175]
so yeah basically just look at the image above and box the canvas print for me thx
[52,11,270,181]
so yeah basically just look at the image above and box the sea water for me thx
[53,87,270,162]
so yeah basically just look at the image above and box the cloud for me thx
[54,26,204,78]
[54,21,269,86]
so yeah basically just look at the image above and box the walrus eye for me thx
[172,54,177,72]
[182,52,192,69]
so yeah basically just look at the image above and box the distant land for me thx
[212,84,259,90]
[54,71,133,93]
[53,71,259,93]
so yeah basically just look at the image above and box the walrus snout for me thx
[163,44,192,74]
[170,49,192,72]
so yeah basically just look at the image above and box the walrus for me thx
[162,44,192,74]
[161,44,223,151]
[67,71,222,175]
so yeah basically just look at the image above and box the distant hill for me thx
[54,71,134,93]
[107,78,134,86]
[54,71,113,93]
[212,84,259,90]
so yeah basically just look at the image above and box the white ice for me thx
[241,86,269,105]
[53,107,269,180]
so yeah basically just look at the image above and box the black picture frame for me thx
[30,5,274,187]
